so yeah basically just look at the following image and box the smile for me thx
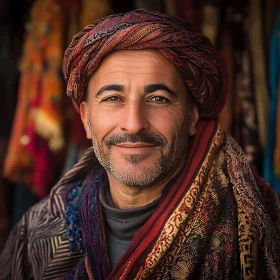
[114,143,156,154]
[115,142,155,148]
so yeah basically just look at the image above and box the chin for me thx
[108,161,168,188]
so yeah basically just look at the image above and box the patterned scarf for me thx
[62,9,227,118]
[63,120,280,279]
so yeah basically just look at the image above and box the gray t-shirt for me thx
[99,184,160,269]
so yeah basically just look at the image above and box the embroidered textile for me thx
[1,120,279,279]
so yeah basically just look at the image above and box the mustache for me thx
[104,132,166,147]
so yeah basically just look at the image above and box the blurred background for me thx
[1,0,280,253]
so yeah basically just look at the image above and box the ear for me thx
[188,104,199,136]
[80,101,92,139]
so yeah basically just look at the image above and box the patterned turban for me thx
[63,9,228,118]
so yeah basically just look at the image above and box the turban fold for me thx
[63,9,227,118]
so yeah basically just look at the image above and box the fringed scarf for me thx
[63,120,280,279]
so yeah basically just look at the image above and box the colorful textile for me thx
[63,9,227,118]
[218,27,234,133]
[3,0,66,198]
[218,1,263,173]
[264,9,280,192]
[275,84,280,175]
[3,31,37,187]
[25,0,66,153]
[1,120,280,279]
[248,0,270,149]
[272,12,280,179]
[234,49,262,172]
[201,3,220,46]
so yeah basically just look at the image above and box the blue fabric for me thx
[263,9,280,193]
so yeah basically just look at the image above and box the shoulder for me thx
[24,182,70,230]
[25,177,87,238]
[23,181,85,278]
[0,182,81,280]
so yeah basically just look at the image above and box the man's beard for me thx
[87,117,189,188]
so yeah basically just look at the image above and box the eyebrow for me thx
[144,84,177,97]
[94,83,177,98]
[95,84,124,97]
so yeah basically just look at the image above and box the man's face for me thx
[80,49,198,188]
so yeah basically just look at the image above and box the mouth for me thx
[115,143,156,148]
[113,143,157,154]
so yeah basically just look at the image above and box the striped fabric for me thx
[0,189,82,279]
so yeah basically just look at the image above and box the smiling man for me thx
[81,49,198,210]
[1,9,280,280]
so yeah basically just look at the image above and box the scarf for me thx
[62,119,280,279]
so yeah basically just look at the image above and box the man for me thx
[1,9,280,280]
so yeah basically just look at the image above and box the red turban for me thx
[63,9,227,118]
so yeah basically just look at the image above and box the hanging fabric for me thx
[3,0,66,198]
[264,9,280,193]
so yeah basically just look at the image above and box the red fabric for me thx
[109,120,219,278]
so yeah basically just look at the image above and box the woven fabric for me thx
[1,120,280,279]
[62,9,227,118]
[65,120,280,280]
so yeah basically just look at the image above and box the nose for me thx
[120,101,148,134]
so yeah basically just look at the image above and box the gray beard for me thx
[87,117,189,188]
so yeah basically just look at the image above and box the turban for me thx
[63,9,227,118]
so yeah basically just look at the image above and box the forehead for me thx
[91,49,182,80]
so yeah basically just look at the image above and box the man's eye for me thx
[102,96,122,102]
[147,96,170,104]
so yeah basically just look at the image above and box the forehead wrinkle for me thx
[89,49,183,92]
[100,62,160,71]
[98,69,165,76]
[94,63,169,77]
[104,49,162,60]
[98,50,171,71]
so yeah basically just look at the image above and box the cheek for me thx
[90,108,120,140]
[147,108,186,141]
